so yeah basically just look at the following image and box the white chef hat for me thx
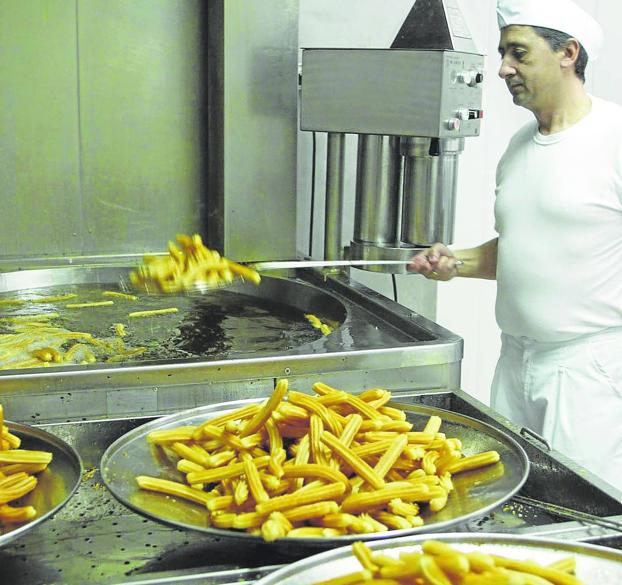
[496,0,604,62]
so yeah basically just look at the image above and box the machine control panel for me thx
[301,49,485,138]
[442,52,485,137]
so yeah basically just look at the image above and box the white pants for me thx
[491,328,622,494]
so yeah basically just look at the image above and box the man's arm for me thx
[409,238,498,281]
[455,238,498,280]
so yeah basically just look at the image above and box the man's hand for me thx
[408,243,461,281]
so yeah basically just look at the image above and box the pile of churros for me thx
[312,539,585,585]
[0,405,53,525]
[305,314,333,336]
[0,312,148,370]
[128,233,261,293]
[136,379,501,541]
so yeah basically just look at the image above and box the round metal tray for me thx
[0,421,83,548]
[100,398,529,546]
[254,533,622,584]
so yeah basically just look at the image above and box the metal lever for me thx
[513,495,622,534]
[252,259,414,271]
[252,259,464,272]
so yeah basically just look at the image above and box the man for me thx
[410,0,622,493]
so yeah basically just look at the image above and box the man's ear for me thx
[560,37,581,70]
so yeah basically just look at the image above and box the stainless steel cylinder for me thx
[353,135,402,245]
[324,133,346,260]
[400,137,464,246]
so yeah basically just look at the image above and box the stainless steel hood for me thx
[392,0,479,53]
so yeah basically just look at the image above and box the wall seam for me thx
[75,0,86,254]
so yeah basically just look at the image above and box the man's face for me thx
[498,25,564,112]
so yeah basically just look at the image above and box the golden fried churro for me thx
[282,464,349,489]
[136,476,214,506]
[31,293,78,304]
[128,308,178,318]
[321,432,385,490]
[66,301,115,309]
[240,379,288,437]
[444,451,500,474]
[103,291,138,301]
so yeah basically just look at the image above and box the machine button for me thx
[456,108,470,121]
[467,71,480,87]
[468,109,484,120]
[459,70,481,87]
[457,71,474,85]
[446,118,461,131]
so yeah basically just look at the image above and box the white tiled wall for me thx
[298,0,618,404]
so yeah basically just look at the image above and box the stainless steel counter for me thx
[1,388,620,585]
[1,263,619,584]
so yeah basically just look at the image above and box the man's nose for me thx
[498,59,515,79]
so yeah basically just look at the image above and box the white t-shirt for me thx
[494,96,622,342]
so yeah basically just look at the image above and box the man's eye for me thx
[513,49,527,61]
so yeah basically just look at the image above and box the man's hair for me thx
[531,26,588,83]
